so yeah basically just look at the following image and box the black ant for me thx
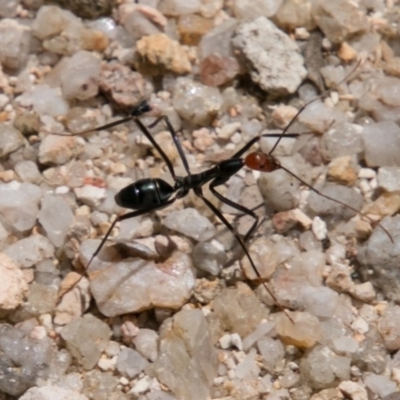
[59,64,392,321]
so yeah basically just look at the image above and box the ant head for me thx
[245,152,281,173]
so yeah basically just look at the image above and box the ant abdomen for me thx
[115,178,174,210]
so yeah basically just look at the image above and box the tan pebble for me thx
[136,5,167,26]
[355,219,372,240]
[384,57,400,78]
[327,156,357,186]
[276,311,322,348]
[271,105,298,129]
[0,253,28,311]
[338,42,357,61]
[272,210,298,233]
[81,29,109,52]
[362,191,400,217]
[178,14,214,46]
[349,282,376,302]
[0,170,15,182]
[0,111,8,122]
[292,208,312,229]
[135,33,191,75]
[381,40,394,62]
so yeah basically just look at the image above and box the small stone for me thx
[235,348,260,379]
[271,105,298,128]
[355,219,373,240]
[81,240,196,317]
[38,194,74,247]
[357,216,400,302]
[135,33,191,75]
[99,61,149,108]
[363,121,400,167]
[50,0,112,19]
[350,317,369,335]
[362,192,400,218]
[116,348,149,379]
[332,336,359,355]
[272,210,299,233]
[300,286,339,318]
[327,156,358,186]
[133,329,159,362]
[326,263,354,292]
[4,234,54,268]
[192,241,227,275]
[213,283,268,337]
[378,304,400,350]
[15,161,41,184]
[98,356,116,371]
[378,167,400,192]
[0,324,57,396]
[216,122,241,140]
[242,321,275,351]
[338,42,358,61]
[39,135,84,165]
[279,2,316,30]
[364,374,397,398]
[338,380,367,400]
[0,19,31,70]
[55,274,90,325]
[199,54,240,87]
[349,282,376,302]
[242,236,300,280]
[0,182,42,232]
[128,377,152,396]
[18,84,69,117]
[61,314,111,370]
[219,333,232,349]
[198,19,237,61]
[276,311,322,348]
[121,320,139,344]
[321,123,364,160]
[299,100,346,134]
[306,184,363,220]
[172,77,222,125]
[74,185,107,208]
[163,207,216,241]
[311,217,327,241]
[0,253,28,312]
[257,336,284,371]
[313,0,368,44]
[178,14,214,46]
[59,51,101,100]
[230,333,243,350]
[158,0,201,16]
[0,123,25,158]
[300,344,351,389]
[154,309,218,400]
[232,16,306,95]
[19,385,88,400]
[233,0,283,21]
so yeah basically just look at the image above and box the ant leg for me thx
[133,118,178,181]
[277,164,394,243]
[232,132,300,159]
[209,183,259,243]
[60,199,176,299]
[146,115,191,176]
[193,187,293,322]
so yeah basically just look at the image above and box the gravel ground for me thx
[1,0,400,399]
